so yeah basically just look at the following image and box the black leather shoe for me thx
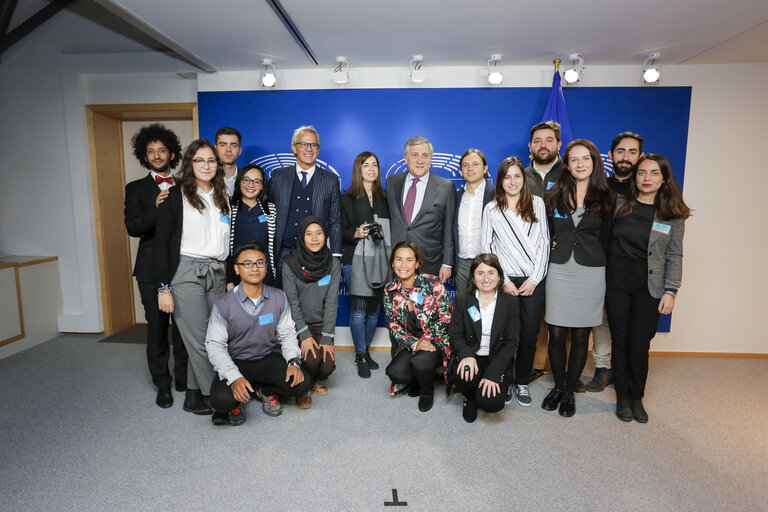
[155,387,173,408]
[558,392,576,417]
[574,379,587,394]
[462,397,477,423]
[616,399,633,422]
[541,389,563,411]
[418,393,434,412]
[366,351,380,370]
[527,368,545,384]
[355,354,371,379]
[632,399,648,423]
[211,411,228,425]
[183,389,213,415]
[587,368,613,392]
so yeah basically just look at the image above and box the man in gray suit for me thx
[387,136,455,283]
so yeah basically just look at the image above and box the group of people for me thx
[124,119,690,427]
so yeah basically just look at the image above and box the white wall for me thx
[0,10,764,353]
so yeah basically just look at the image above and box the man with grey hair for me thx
[268,125,342,280]
[386,136,455,282]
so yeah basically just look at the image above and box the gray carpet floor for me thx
[1,335,766,512]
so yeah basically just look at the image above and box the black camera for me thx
[367,222,384,241]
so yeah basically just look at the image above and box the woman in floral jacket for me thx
[384,241,452,412]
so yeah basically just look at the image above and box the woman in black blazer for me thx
[543,139,615,417]
[155,139,230,415]
[606,154,691,423]
[449,253,520,423]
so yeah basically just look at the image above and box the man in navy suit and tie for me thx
[268,126,342,278]
[387,136,455,283]
[124,123,188,409]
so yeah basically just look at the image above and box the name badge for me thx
[219,213,231,225]
[317,274,332,286]
[553,209,568,219]
[652,222,671,235]
[468,305,481,322]
[546,182,556,190]
[258,214,267,223]
[409,291,424,305]
[258,313,274,325]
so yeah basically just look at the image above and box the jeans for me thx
[343,264,381,354]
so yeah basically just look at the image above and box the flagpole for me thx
[553,59,561,73]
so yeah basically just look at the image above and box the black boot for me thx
[366,351,380,370]
[183,389,212,415]
[355,353,371,379]
[418,392,434,412]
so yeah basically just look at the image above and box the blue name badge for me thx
[258,214,267,223]
[409,291,424,305]
[546,182,556,190]
[219,213,230,225]
[258,313,274,326]
[553,209,568,219]
[652,221,671,235]
[317,274,332,286]
[468,305,481,322]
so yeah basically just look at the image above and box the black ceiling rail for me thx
[266,0,318,65]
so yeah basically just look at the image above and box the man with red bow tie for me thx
[124,123,189,409]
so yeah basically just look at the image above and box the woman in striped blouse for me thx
[481,156,549,407]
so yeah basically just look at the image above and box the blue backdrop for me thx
[198,86,691,332]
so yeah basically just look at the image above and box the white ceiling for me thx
[7,0,768,72]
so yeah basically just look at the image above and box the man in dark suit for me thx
[268,126,342,278]
[524,120,564,197]
[452,149,495,293]
[124,123,188,409]
[387,136,455,283]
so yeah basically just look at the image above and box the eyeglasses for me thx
[295,142,320,150]
[236,260,267,269]
[242,177,263,186]
[193,158,218,167]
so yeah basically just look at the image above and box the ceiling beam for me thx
[0,0,19,39]
[266,0,318,65]
[0,0,73,56]
[90,0,216,73]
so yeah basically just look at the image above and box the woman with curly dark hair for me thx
[155,139,231,415]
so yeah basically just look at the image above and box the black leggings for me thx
[547,325,591,393]
[386,347,444,395]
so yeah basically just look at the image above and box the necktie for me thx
[404,177,419,226]
[300,171,308,189]
[155,176,173,185]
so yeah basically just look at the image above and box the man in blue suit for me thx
[452,149,495,293]
[268,126,342,279]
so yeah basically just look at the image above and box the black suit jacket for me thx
[154,186,185,288]
[341,193,390,265]
[124,173,164,283]
[548,196,615,266]
[448,292,520,384]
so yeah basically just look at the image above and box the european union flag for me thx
[541,72,574,153]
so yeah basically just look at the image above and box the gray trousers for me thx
[171,255,226,394]
[592,308,612,369]
[454,257,473,295]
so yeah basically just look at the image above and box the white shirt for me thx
[402,171,429,222]
[533,159,558,181]
[457,184,485,259]
[224,168,238,198]
[179,187,230,261]
[475,291,497,356]
[296,164,316,185]
[150,170,175,191]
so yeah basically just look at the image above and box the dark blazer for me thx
[268,164,342,256]
[548,195,616,267]
[448,292,520,384]
[154,186,185,287]
[524,159,564,197]
[386,171,456,275]
[341,193,389,265]
[452,180,495,264]
[124,173,164,283]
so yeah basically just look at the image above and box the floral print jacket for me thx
[383,273,452,355]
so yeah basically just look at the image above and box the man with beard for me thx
[606,132,645,196]
[215,126,243,197]
[124,123,188,408]
[586,131,645,393]
[524,120,564,197]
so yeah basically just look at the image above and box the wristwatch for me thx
[287,357,302,368]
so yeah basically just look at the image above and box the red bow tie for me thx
[155,176,173,184]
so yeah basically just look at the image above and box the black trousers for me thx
[209,352,313,413]
[138,281,187,389]
[452,355,506,413]
[605,257,660,400]
[507,276,546,385]
[302,324,336,380]
[386,347,444,394]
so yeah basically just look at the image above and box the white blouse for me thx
[180,188,230,261]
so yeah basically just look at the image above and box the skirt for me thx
[545,256,605,328]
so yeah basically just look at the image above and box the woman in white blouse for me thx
[481,156,549,408]
[156,139,231,415]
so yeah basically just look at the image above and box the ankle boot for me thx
[366,351,380,370]
[183,389,212,415]
[355,354,371,378]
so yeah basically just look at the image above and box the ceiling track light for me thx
[261,58,277,88]
[642,52,661,84]
[563,53,583,85]
[488,54,503,85]
[333,56,349,84]
[410,54,425,84]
